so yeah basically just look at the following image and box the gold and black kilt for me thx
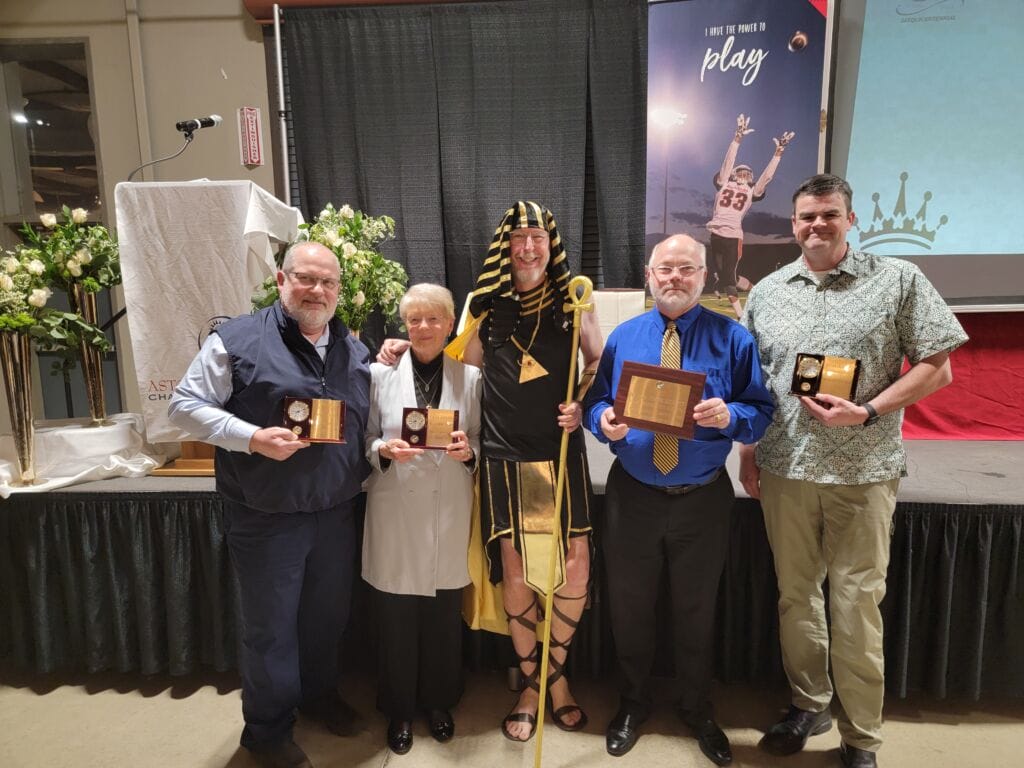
[479,447,593,586]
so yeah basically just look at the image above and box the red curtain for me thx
[903,312,1024,440]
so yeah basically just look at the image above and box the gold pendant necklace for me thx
[511,281,550,383]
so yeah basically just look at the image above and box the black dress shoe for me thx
[682,715,732,766]
[428,709,455,742]
[759,705,832,756]
[247,738,313,768]
[840,742,878,767]
[299,693,360,736]
[606,709,646,757]
[387,719,413,755]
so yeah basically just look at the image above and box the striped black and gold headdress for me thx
[468,201,573,319]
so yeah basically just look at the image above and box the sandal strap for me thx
[549,592,586,650]
[505,596,539,634]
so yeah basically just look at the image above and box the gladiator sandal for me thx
[501,598,540,742]
[546,593,589,732]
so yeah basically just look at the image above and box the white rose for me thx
[2,257,18,274]
[26,259,45,275]
[28,287,51,308]
[353,290,366,306]
[71,208,89,224]
[0,274,13,291]
[67,260,83,277]
[40,213,58,228]
[342,242,357,258]
[339,204,354,220]
[76,248,93,265]
[319,208,332,220]
[323,229,343,248]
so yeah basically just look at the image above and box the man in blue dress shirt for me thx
[584,233,773,766]
[169,242,370,768]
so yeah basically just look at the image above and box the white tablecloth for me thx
[0,413,171,498]
[115,180,302,442]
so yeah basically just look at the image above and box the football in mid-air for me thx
[788,30,808,52]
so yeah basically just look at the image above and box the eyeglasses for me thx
[651,265,704,278]
[286,271,340,291]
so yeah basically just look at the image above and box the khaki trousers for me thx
[760,470,899,752]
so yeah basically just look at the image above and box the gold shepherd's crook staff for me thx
[534,275,594,768]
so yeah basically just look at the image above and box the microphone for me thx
[175,114,222,133]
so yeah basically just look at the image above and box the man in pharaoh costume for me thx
[462,202,603,741]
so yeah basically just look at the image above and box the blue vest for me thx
[213,302,370,513]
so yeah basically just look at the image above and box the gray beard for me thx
[283,301,335,330]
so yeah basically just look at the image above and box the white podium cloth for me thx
[115,181,302,442]
[0,413,171,498]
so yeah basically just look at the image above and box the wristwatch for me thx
[861,402,880,427]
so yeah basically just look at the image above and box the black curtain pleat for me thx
[281,0,647,314]
[431,0,589,305]
[282,7,444,285]
[588,0,648,288]
[4,491,1024,702]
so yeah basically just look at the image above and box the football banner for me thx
[646,0,828,317]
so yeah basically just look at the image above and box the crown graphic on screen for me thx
[856,172,948,251]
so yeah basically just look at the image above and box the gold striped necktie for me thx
[653,318,680,475]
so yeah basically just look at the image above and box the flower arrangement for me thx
[25,206,121,295]
[0,246,53,332]
[252,203,407,332]
[2,207,116,358]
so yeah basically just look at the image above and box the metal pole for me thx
[274,4,291,205]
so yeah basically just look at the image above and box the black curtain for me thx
[282,0,647,311]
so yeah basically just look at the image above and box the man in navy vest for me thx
[170,242,371,768]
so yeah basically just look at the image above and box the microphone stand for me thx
[126,131,195,182]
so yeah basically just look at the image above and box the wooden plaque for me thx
[613,361,706,440]
[790,353,861,401]
[282,397,346,443]
[401,407,459,449]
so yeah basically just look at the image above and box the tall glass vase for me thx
[0,331,40,486]
[70,284,110,427]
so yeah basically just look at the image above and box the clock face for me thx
[405,410,426,431]
[797,357,822,379]
[287,400,310,422]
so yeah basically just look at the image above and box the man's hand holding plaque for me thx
[790,353,861,401]
[401,407,460,450]
[789,353,874,428]
[612,361,707,439]
[282,397,346,443]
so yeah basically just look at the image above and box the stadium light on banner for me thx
[648,108,686,235]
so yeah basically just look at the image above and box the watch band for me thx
[862,402,880,427]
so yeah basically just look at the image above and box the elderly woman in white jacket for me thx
[363,283,481,756]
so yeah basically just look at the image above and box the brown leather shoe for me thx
[759,705,832,755]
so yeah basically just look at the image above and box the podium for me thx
[115,181,302,473]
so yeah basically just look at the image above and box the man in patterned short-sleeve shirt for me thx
[739,174,968,768]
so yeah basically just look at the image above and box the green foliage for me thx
[252,203,408,332]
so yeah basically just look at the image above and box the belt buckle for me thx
[663,483,692,495]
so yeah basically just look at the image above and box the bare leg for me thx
[547,535,590,729]
[500,538,541,741]
[499,536,590,739]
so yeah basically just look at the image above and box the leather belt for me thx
[638,467,723,496]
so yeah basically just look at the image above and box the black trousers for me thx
[709,233,741,295]
[223,498,357,748]
[602,460,733,717]
[373,586,464,720]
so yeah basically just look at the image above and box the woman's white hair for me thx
[399,283,456,320]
